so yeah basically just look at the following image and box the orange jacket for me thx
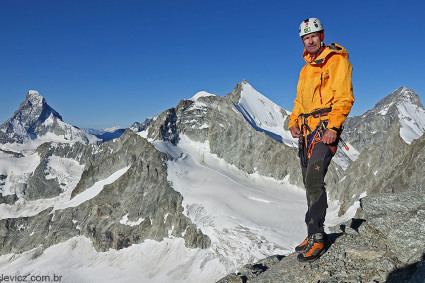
[288,43,354,133]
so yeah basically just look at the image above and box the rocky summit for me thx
[218,192,425,283]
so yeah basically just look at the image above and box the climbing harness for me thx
[296,108,349,165]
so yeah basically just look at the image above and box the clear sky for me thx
[1,0,424,129]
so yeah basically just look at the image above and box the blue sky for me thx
[1,0,424,129]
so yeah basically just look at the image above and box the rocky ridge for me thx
[142,82,342,188]
[0,116,210,257]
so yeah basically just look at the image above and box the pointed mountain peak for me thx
[225,80,293,145]
[236,79,254,91]
[226,80,253,104]
[397,87,423,107]
[240,79,250,86]
[0,90,88,145]
[376,87,423,111]
[18,90,63,121]
[27,90,42,97]
[25,90,45,107]
[346,86,425,148]
[393,86,420,101]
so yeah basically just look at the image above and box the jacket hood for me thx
[303,43,349,66]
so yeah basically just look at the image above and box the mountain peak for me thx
[237,79,254,90]
[377,87,423,110]
[395,86,420,100]
[28,90,41,95]
[344,86,425,149]
[0,90,88,145]
[25,90,45,107]
[241,79,250,85]
[226,80,253,104]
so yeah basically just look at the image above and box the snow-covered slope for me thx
[396,87,425,144]
[228,81,295,147]
[149,134,354,280]
[162,135,306,255]
[0,150,40,199]
[0,236,219,283]
[0,153,85,219]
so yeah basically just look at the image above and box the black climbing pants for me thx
[300,140,336,236]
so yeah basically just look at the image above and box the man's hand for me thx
[322,129,337,144]
[290,126,301,138]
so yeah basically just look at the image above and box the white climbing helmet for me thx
[299,18,324,37]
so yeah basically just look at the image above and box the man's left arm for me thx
[327,57,354,133]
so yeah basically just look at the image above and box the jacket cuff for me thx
[327,126,341,134]
[288,121,297,130]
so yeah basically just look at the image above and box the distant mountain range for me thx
[0,82,424,282]
[81,126,126,142]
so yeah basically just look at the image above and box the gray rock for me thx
[345,244,386,260]
[0,130,210,256]
[387,209,425,264]
[331,122,410,216]
[361,192,425,216]
[217,255,285,283]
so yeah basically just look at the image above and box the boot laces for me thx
[303,238,315,254]
[303,233,323,254]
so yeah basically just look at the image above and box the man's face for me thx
[302,33,321,55]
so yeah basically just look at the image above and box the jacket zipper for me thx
[319,73,323,104]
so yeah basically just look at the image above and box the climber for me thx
[288,17,354,262]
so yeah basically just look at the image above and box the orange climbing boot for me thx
[297,233,328,262]
[295,236,309,253]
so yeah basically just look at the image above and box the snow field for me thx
[53,166,129,211]
[161,135,308,276]
[0,236,223,283]
[0,151,40,197]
